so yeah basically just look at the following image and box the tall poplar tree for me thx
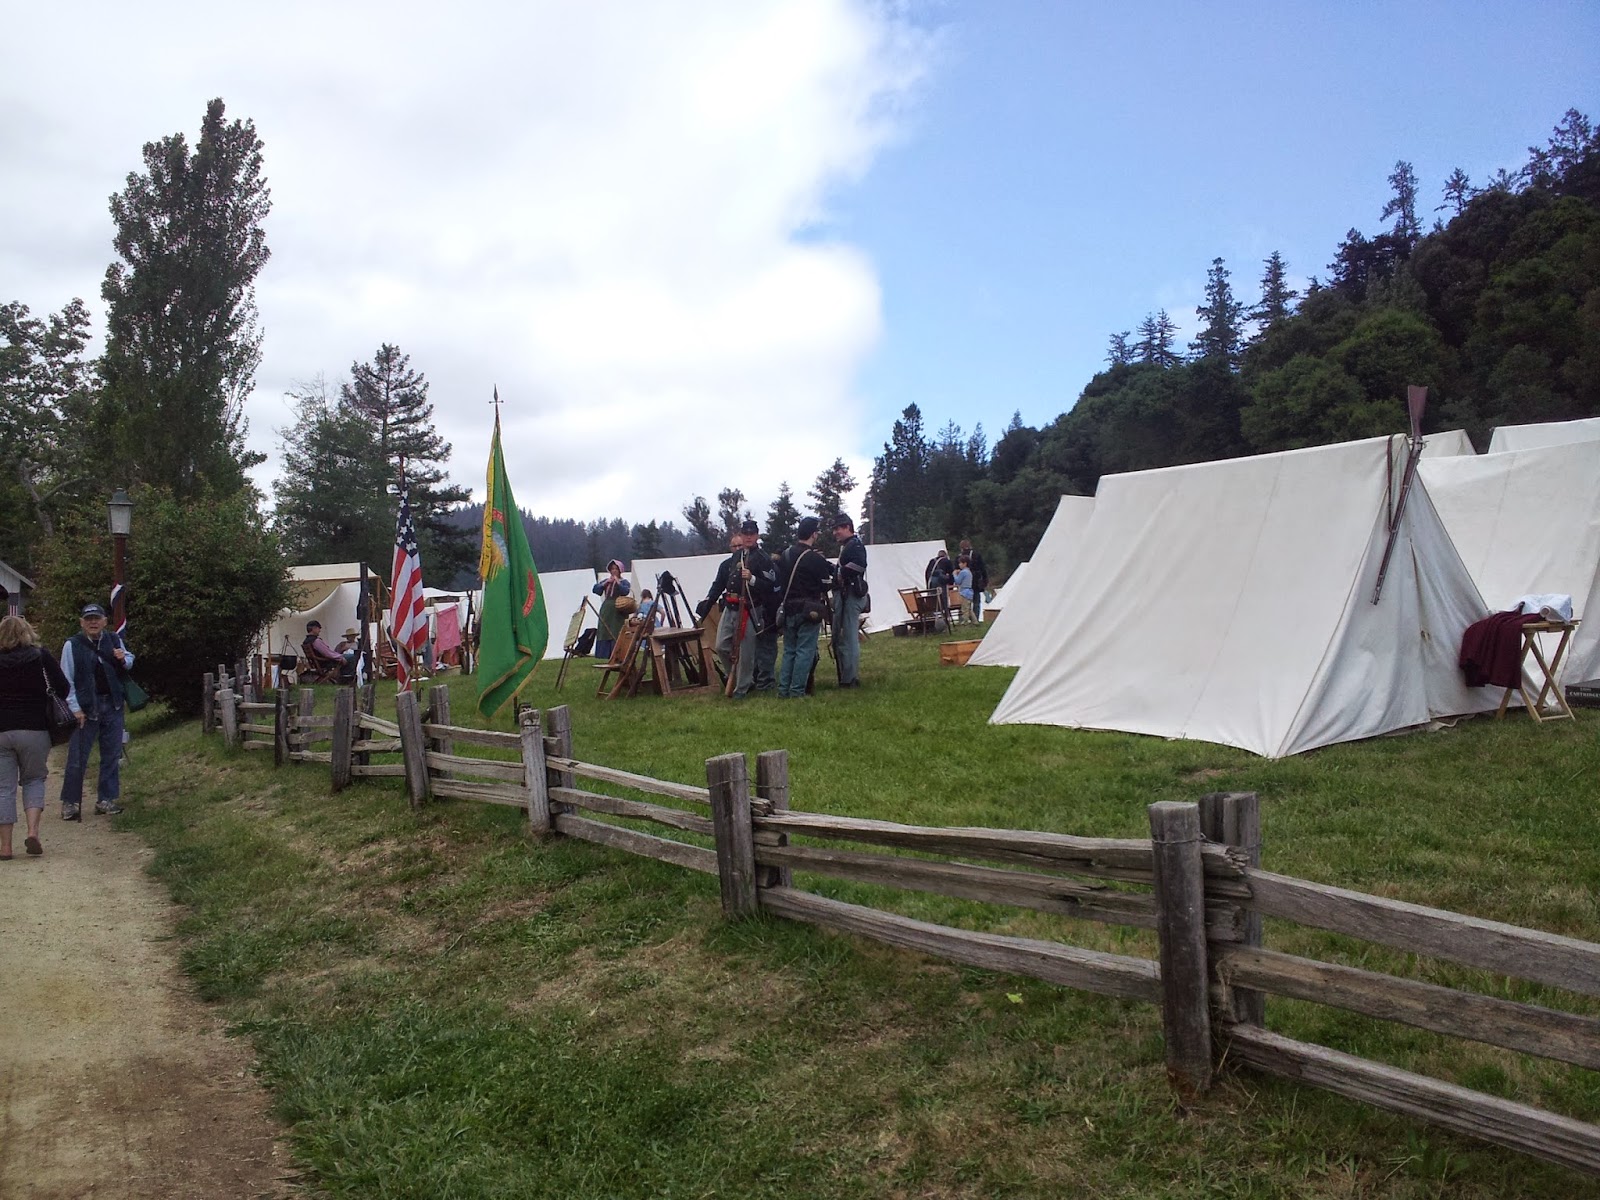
[98,98,270,497]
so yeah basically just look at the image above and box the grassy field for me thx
[120,630,1600,1198]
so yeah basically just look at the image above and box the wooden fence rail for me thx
[195,676,1600,1178]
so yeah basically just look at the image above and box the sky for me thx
[3,1,1597,531]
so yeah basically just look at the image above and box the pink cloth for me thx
[434,606,462,653]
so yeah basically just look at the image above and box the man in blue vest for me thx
[59,603,135,820]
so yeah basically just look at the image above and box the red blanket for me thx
[1459,610,1543,689]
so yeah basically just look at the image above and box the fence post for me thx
[755,750,791,889]
[1199,791,1264,1028]
[520,707,551,836]
[273,688,289,766]
[707,753,757,918]
[355,683,376,769]
[236,660,251,702]
[395,689,431,810]
[202,672,216,734]
[219,687,239,749]
[1149,800,1213,1100]
[331,687,355,791]
[428,684,453,780]
[291,689,315,764]
[545,704,574,794]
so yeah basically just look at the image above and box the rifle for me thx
[724,548,751,697]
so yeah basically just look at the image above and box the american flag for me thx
[389,490,427,690]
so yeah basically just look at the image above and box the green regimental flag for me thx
[476,414,548,719]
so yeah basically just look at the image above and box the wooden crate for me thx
[939,639,981,665]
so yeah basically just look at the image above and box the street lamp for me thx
[108,488,133,630]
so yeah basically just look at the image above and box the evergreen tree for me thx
[682,496,718,549]
[763,482,801,553]
[98,98,270,498]
[0,298,96,564]
[339,343,473,579]
[869,403,932,540]
[1191,258,1246,365]
[1381,160,1422,248]
[631,520,663,559]
[1438,168,1473,217]
[273,377,390,566]
[1135,310,1181,367]
[807,457,857,557]
[1250,252,1299,335]
[1106,330,1135,366]
[715,486,750,539]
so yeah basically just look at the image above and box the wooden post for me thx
[395,689,431,810]
[355,683,376,768]
[1149,800,1213,1100]
[428,684,453,779]
[273,688,289,766]
[331,688,355,791]
[707,752,757,918]
[292,689,315,764]
[219,687,239,749]
[1199,791,1265,1027]
[202,672,216,734]
[545,704,574,794]
[236,659,251,702]
[755,750,791,889]
[520,708,551,835]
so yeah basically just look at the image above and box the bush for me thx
[33,487,291,715]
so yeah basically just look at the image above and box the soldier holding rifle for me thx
[776,517,835,699]
[702,520,776,699]
[831,513,867,688]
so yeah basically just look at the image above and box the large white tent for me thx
[631,554,723,622]
[1487,416,1600,454]
[990,435,1498,758]
[968,497,1095,667]
[538,568,605,658]
[261,563,381,662]
[985,560,1030,614]
[860,540,946,633]
[1419,439,1600,685]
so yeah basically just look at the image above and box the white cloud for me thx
[0,0,935,527]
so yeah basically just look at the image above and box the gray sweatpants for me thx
[0,728,51,824]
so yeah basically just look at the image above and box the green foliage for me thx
[1191,257,1246,365]
[0,298,96,569]
[762,481,800,554]
[98,98,270,498]
[807,457,857,557]
[273,377,391,566]
[33,487,290,714]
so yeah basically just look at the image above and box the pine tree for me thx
[339,343,473,579]
[1191,258,1246,366]
[1249,252,1299,338]
[631,520,662,559]
[808,457,857,557]
[1380,160,1422,248]
[98,98,271,497]
[682,496,718,549]
[1136,310,1181,367]
[1437,168,1473,217]
[1106,331,1135,367]
[272,376,392,566]
[763,482,801,553]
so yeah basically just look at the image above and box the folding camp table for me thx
[1496,619,1580,723]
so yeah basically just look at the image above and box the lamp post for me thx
[108,488,133,633]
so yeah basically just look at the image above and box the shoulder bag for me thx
[41,663,77,746]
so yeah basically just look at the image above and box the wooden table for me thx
[1496,619,1580,723]
[644,625,718,696]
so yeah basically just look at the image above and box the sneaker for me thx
[94,801,125,816]
[62,806,81,822]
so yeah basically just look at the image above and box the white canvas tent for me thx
[985,560,1030,613]
[860,541,946,634]
[969,497,1095,667]
[631,555,723,622]
[1487,416,1600,454]
[1419,440,1600,685]
[538,569,605,658]
[261,563,381,662]
[990,435,1498,758]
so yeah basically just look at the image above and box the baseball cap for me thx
[80,603,107,618]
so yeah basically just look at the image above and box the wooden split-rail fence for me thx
[197,679,1600,1178]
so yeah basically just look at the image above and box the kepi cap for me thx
[80,603,107,618]
[796,516,820,540]
[740,519,760,536]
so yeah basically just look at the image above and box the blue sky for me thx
[843,2,1600,447]
[2,2,1596,527]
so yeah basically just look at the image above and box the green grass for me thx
[118,632,1600,1198]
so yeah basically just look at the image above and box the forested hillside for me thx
[869,109,1600,577]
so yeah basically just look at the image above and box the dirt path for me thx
[0,752,298,1199]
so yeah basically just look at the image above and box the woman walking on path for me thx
[0,614,70,859]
